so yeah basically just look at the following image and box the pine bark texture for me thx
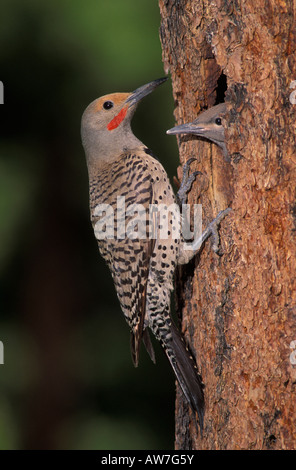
[159,0,296,450]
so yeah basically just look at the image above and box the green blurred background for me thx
[0,0,181,450]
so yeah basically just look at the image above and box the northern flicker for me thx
[81,78,230,434]
[167,103,227,157]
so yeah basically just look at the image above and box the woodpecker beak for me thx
[126,77,168,107]
[166,124,205,136]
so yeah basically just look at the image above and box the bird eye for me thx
[103,101,114,110]
[215,117,222,125]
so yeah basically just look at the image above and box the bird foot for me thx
[176,158,202,207]
[186,207,231,257]
[201,208,232,254]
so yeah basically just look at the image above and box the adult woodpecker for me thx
[167,103,227,157]
[81,78,230,434]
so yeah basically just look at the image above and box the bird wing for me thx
[92,151,156,366]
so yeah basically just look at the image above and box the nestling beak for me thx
[166,124,205,135]
[126,77,168,107]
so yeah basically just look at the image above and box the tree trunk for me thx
[159,0,296,450]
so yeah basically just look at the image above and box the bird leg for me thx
[192,208,231,254]
[176,158,231,258]
[178,207,231,265]
[176,158,202,207]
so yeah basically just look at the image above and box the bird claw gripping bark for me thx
[176,158,202,207]
[204,207,232,254]
[177,207,231,265]
[175,158,231,259]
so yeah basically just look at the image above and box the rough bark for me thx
[159,0,296,450]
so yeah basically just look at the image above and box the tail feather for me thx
[168,323,205,435]
[131,329,156,366]
[142,329,156,364]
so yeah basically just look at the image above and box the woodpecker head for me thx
[166,103,227,154]
[81,77,167,167]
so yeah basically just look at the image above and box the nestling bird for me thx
[167,103,227,157]
[81,78,230,434]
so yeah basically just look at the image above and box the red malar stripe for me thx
[107,107,128,131]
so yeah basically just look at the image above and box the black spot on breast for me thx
[144,147,159,161]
